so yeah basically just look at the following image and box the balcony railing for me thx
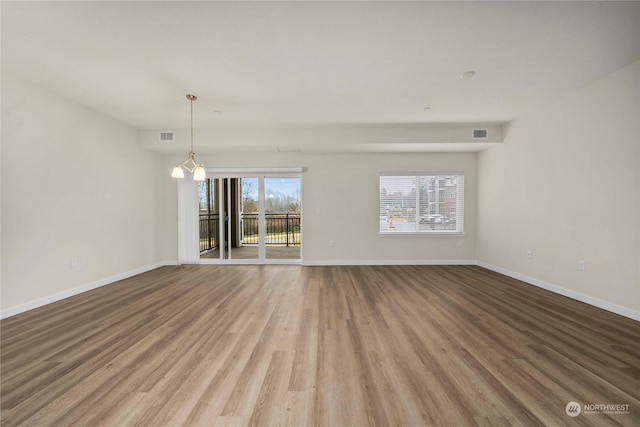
[199,212,300,253]
[199,213,220,253]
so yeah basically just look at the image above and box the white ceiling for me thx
[2,1,639,141]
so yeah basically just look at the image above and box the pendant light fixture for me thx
[172,94,206,181]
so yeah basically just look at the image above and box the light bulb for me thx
[172,166,184,178]
[193,166,206,181]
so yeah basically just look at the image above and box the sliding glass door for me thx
[196,171,301,263]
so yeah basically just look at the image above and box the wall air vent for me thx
[159,131,175,142]
[472,129,488,139]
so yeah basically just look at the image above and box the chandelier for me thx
[172,94,206,181]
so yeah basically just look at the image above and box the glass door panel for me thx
[199,177,260,260]
[233,177,259,260]
[199,178,220,259]
[265,177,301,260]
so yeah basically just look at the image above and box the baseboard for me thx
[302,259,476,266]
[477,261,640,321]
[0,261,176,319]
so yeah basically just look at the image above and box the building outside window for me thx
[379,173,464,235]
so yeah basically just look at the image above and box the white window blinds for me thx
[379,173,464,234]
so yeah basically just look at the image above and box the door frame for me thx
[177,167,303,265]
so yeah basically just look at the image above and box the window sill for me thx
[379,232,466,238]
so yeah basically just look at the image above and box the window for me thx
[379,173,464,235]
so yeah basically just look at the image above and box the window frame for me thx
[379,172,465,237]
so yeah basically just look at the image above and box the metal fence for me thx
[199,212,301,252]
[241,213,301,246]
[199,213,220,252]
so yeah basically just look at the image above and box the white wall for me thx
[140,125,503,154]
[477,60,640,318]
[164,151,477,264]
[1,73,166,315]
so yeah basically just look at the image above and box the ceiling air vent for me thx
[159,131,175,142]
[472,129,488,139]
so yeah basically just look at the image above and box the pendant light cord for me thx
[190,96,194,153]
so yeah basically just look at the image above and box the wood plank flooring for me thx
[1,265,639,426]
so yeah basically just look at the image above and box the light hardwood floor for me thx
[1,265,638,426]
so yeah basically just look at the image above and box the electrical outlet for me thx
[527,250,533,259]
[71,257,78,268]
[578,260,586,271]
